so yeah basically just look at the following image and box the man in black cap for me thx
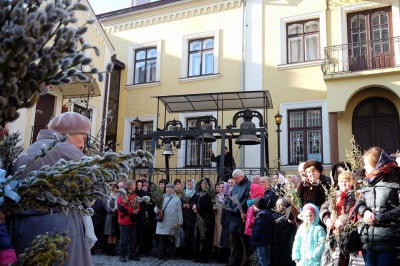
[210,146,235,182]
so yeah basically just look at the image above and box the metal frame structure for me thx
[137,90,273,183]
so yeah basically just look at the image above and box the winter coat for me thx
[292,203,326,266]
[117,191,140,226]
[272,211,297,266]
[357,168,400,253]
[11,129,91,266]
[155,193,183,235]
[298,177,328,208]
[250,209,274,247]
[320,189,356,225]
[263,188,278,210]
[226,176,251,235]
[0,223,17,266]
[244,183,264,236]
[104,192,119,236]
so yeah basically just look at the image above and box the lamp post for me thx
[132,116,141,179]
[274,112,283,171]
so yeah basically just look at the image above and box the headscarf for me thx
[185,178,196,197]
[195,178,209,197]
[365,150,397,185]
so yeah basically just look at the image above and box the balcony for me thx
[321,36,400,76]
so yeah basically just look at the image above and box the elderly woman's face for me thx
[186,181,193,190]
[68,133,87,150]
[306,167,320,183]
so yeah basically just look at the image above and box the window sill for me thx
[179,73,221,83]
[125,82,161,89]
[278,60,323,70]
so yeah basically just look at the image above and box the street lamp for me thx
[132,116,141,179]
[274,112,283,170]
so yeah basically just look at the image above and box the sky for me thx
[88,0,130,15]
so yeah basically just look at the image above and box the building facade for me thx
[98,0,400,180]
[8,0,115,152]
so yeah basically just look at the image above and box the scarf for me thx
[365,161,397,185]
[336,191,347,216]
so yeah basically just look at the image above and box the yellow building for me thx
[98,0,400,181]
[8,0,115,152]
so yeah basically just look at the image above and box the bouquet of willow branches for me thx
[149,185,164,210]
[0,131,24,172]
[275,176,301,213]
[0,0,112,127]
[0,135,153,215]
[12,231,71,266]
[345,136,364,173]
[230,195,246,222]
[194,212,207,250]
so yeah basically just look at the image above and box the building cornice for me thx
[98,0,242,34]
[83,0,115,52]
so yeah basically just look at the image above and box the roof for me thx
[96,0,184,19]
[153,90,273,113]
[59,73,101,99]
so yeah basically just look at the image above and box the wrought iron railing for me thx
[130,167,275,185]
[321,36,400,75]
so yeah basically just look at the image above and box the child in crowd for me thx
[271,198,296,266]
[292,203,326,266]
[250,197,274,266]
[244,183,265,237]
[0,209,17,266]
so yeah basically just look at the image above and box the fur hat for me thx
[303,160,324,173]
[253,197,266,210]
[48,112,91,135]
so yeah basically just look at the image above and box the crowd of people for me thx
[90,147,400,266]
[0,112,399,266]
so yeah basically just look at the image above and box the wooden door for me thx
[31,94,55,143]
[348,7,393,71]
[353,97,399,154]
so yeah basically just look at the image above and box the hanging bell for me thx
[162,143,174,156]
[235,121,260,145]
[166,118,182,142]
[232,109,264,146]
[198,122,216,142]
[196,116,217,143]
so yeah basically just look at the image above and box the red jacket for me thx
[117,191,141,225]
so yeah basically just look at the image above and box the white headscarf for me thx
[185,178,196,197]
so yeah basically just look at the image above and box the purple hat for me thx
[48,112,91,135]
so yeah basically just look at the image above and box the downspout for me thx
[240,0,246,168]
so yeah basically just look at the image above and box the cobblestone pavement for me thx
[92,253,225,266]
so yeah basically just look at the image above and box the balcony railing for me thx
[321,36,400,75]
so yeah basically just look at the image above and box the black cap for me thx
[253,197,266,210]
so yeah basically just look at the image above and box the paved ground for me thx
[92,253,225,266]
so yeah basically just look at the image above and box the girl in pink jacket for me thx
[244,183,265,236]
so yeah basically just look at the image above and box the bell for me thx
[198,122,216,142]
[162,143,174,156]
[166,119,182,142]
[235,121,260,145]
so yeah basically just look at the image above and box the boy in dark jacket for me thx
[250,197,275,266]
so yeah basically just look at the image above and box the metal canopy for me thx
[60,74,101,99]
[153,90,273,113]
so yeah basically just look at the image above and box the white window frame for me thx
[280,100,330,171]
[180,30,221,82]
[279,11,326,69]
[126,40,162,89]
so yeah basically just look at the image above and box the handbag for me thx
[156,197,172,222]
[82,215,98,249]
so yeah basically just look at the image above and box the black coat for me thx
[226,176,251,235]
[357,168,400,253]
[250,210,274,247]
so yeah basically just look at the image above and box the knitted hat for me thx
[303,160,324,173]
[166,183,174,188]
[48,112,91,135]
[302,203,316,216]
[253,197,266,210]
